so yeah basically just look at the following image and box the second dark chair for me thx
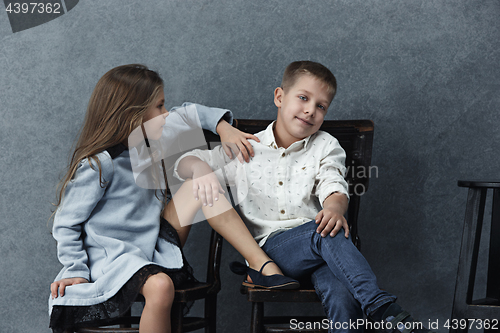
[234,119,375,333]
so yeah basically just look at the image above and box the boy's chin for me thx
[293,126,320,137]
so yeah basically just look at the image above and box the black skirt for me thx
[49,217,197,333]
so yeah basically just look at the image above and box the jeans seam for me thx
[314,232,362,303]
[313,280,331,328]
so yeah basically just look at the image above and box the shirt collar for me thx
[106,143,128,159]
[260,121,313,151]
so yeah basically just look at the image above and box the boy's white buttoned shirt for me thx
[174,121,349,246]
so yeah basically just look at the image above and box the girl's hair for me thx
[52,64,164,216]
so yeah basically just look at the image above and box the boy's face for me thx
[274,74,333,146]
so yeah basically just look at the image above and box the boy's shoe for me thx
[229,260,300,290]
[371,303,436,333]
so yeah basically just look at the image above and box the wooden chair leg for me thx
[450,188,486,333]
[205,294,217,333]
[171,303,184,333]
[250,301,264,333]
[119,308,132,328]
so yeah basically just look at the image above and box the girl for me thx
[49,64,298,333]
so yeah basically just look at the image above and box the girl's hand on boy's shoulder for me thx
[315,208,349,239]
[216,120,260,163]
[51,277,89,299]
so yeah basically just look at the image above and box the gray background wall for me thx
[1,0,499,332]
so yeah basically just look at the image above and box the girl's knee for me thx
[142,272,175,307]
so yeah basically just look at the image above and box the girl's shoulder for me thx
[74,150,115,183]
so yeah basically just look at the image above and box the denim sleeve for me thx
[171,102,233,134]
[52,153,114,281]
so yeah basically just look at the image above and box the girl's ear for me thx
[274,87,283,108]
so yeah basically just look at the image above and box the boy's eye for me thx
[299,96,307,101]
[317,104,325,110]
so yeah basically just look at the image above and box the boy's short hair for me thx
[281,61,337,99]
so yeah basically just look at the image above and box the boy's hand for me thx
[216,120,260,163]
[192,161,225,206]
[51,277,88,299]
[315,208,349,238]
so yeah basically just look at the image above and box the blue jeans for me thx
[261,221,397,333]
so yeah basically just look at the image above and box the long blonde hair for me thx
[52,64,164,217]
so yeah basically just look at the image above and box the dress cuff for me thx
[61,269,90,282]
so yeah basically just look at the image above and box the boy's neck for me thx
[272,122,302,149]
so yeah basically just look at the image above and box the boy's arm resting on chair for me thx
[316,192,349,238]
[314,135,350,239]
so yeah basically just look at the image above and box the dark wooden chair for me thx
[73,228,223,333]
[450,180,500,333]
[73,130,226,333]
[234,119,375,333]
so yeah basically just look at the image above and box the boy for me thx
[174,61,433,333]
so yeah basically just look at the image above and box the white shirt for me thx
[174,121,349,246]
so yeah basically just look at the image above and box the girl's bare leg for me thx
[139,273,175,333]
[164,180,283,277]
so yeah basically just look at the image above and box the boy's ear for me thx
[274,87,283,108]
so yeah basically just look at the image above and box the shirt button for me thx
[280,209,285,214]
[278,181,283,186]
[281,152,285,157]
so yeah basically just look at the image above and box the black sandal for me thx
[229,260,300,290]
